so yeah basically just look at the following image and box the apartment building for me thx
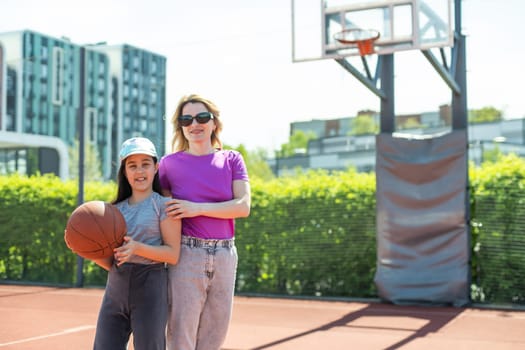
[89,43,166,179]
[0,30,166,180]
[271,111,525,175]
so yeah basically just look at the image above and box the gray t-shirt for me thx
[115,192,170,264]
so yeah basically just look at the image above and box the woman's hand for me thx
[165,198,200,219]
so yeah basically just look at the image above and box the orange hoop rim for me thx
[333,28,380,55]
[333,28,380,45]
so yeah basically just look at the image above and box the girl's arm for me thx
[165,180,251,219]
[113,218,182,266]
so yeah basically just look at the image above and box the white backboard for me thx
[292,0,454,61]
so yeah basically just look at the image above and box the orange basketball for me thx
[64,201,127,260]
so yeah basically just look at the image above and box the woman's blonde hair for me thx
[170,94,223,152]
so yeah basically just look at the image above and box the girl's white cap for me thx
[119,137,158,161]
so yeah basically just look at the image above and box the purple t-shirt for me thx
[158,150,249,239]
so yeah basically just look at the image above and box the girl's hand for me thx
[113,236,139,266]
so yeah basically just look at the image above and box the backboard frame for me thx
[292,0,454,62]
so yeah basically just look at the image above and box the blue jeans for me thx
[167,236,238,350]
[94,263,168,350]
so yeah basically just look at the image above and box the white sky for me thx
[1,0,523,152]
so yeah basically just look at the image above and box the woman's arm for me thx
[165,180,251,219]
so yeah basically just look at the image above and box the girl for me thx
[93,137,181,350]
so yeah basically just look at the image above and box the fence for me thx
[0,165,524,307]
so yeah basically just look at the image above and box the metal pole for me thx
[451,0,471,302]
[380,54,395,133]
[452,0,467,129]
[75,46,86,287]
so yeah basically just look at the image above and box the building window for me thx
[41,80,47,96]
[140,119,147,132]
[41,64,47,79]
[97,96,105,109]
[41,45,48,60]
[140,103,147,116]
[98,77,105,90]
[6,149,26,174]
[52,47,64,105]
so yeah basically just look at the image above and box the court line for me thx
[0,325,95,347]
[0,286,103,298]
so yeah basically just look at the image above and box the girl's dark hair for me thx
[112,156,162,204]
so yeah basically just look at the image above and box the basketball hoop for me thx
[333,28,380,56]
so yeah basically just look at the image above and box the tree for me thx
[68,140,103,182]
[349,114,379,135]
[278,130,316,157]
[225,144,275,181]
[398,116,422,130]
[245,147,275,181]
[482,145,504,164]
[469,106,503,123]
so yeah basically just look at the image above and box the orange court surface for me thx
[0,284,524,350]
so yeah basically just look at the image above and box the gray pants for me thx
[94,263,168,350]
[167,236,238,350]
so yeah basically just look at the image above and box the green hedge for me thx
[1,155,524,305]
[469,155,525,304]
[235,170,377,297]
[0,175,114,285]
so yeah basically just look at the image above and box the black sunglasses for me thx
[178,112,214,127]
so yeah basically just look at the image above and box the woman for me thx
[93,137,181,350]
[159,94,251,350]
